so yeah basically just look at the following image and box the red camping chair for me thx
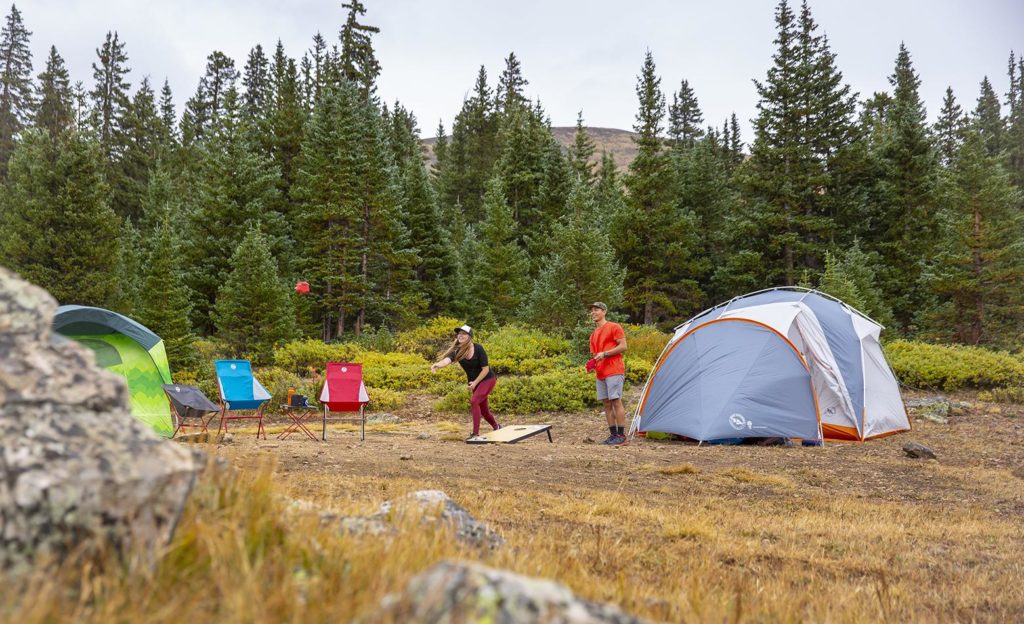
[319,362,370,440]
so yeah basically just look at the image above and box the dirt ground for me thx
[225,389,1024,517]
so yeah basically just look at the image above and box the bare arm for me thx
[430,357,452,373]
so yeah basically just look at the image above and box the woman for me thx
[431,325,501,440]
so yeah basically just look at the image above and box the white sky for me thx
[20,0,1024,141]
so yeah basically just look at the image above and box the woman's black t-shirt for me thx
[446,342,496,383]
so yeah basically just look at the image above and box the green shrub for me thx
[884,340,1024,390]
[489,355,571,375]
[483,324,572,375]
[622,324,671,363]
[350,325,396,353]
[193,338,233,362]
[395,316,465,358]
[273,339,364,376]
[434,369,599,414]
[625,358,654,386]
[357,351,432,391]
[366,387,405,411]
[977,387,1024,404]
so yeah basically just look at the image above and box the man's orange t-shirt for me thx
[590,322,625,380]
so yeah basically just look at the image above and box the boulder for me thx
[379,561,648,623]
[374,490,503,550]
[903,441,937,460]
[906,397,971,425]
[0,267,197,573]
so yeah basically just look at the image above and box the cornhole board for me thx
[466,424,553,444]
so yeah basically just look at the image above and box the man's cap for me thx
[588,302,608,311]
[454,324,473,336]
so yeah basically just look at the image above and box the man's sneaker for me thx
[612,435,628,446]
[600,435,617,445]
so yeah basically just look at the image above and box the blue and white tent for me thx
[630,288,910,443]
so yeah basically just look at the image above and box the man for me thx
[588,302,628,445]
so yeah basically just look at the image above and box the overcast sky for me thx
[20,0,1024,141]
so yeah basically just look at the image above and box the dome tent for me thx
[53,305,174,437]
[629,288,910,443]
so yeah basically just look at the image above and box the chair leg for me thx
[217,406,227,435]
[322,406,327,441]
[256,405,266,440]
[360,404,365,442]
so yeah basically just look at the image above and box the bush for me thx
[273,340,364,376]
[366,387,405,411]
[350,325,396,353]
[395,316,465,358]
[622,324,671,363]
[352,351,429,391]
[253,367,311,413]
[193,338,233,362]
[434,369,599,414]
[483,323,573,366]
[625,358,654,386]
[884,340,1024,390]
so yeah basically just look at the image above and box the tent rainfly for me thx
[53,305,174,437]
[629,288,910,443]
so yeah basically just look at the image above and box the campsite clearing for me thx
[215,388,1024,622]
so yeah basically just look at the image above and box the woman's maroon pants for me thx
[470,377,499,435]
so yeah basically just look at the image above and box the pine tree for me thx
[727,112,743,164]
[740,0,858,286]
[594,150,626,227]
[524,178,624,331]
[927,128,1024,346]
[139,157,182,236]
[933,86,965,166]
[472,177,529,322]
[0,3,33,178]
[119,77,163,223]
[242,44,271,121]
[157,79,177,148]
[89,31,131,160]
[401,153,456,314]
[870,43,941,331]
[496,52,529,113]
[291,83,365,339]
[185,86,286,332]
[816,250,865,311]
[567,110,597,184]
[265,41,305,206]
[436,66,499,223]
[116,218,143,315]
[34,45,72,138]
[339,0,381,99]
[1,128,120,306]
[615,51,703,323]
[1006,52,1024,186]
[973,76,1004,158]
[667,79,703,148]
[495,103,549,246]
[137,218,198,370]
[214,226,296,364]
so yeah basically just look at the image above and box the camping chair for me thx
[319,362,370,441]
[214,360,271,439]
[162,383,221,438]
[278,392,319,441]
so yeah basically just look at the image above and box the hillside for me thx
[422,126,638,171]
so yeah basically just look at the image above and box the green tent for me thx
[53,305,174,437]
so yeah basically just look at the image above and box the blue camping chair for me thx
[215,360,271,439]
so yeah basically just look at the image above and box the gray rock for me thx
[903,441,937,460]
[373,490,503,550]
[0,267,197,573]
[415,432,431,440]
[366,412,401,424]
[906,397,971,424]
[378,561,648,623]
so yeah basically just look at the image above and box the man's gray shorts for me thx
[596,374,624,401]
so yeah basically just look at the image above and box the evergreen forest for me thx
[2,0,1023,369]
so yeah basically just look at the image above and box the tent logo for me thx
[729,413,751,431]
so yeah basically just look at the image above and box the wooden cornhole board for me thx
[466,424,553,444]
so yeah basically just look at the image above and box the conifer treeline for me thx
[1,0,1022,366]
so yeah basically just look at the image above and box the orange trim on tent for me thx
[821,423,861,441]
[636,317,822,433]
[864,428,910,441]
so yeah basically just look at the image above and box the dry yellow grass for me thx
[4,404,1024,623]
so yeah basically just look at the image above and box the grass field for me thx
[3,389,1022,623]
